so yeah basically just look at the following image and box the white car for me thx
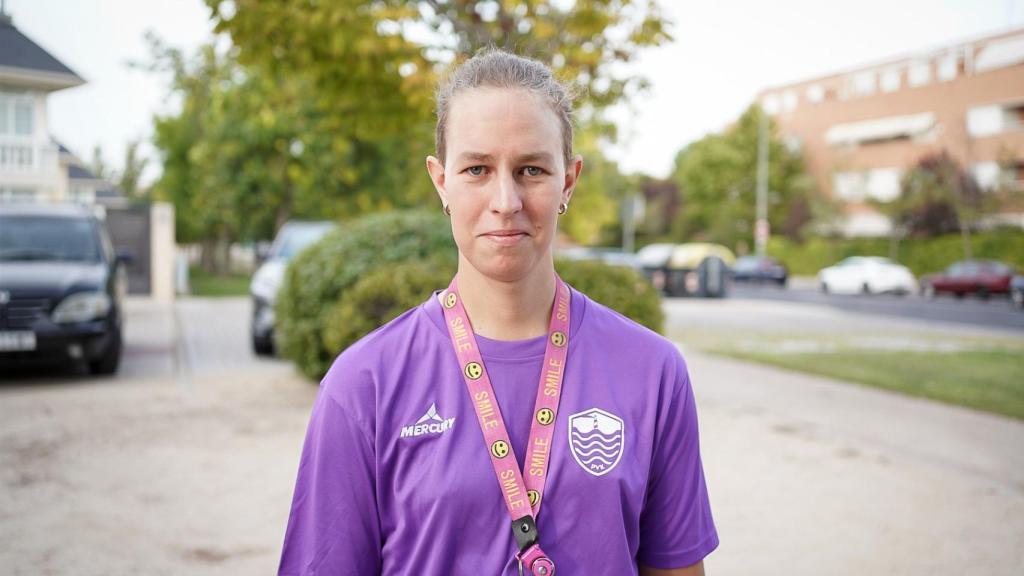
[250,220,337,355]
[817,256,917,296]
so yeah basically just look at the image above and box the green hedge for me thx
[276,210,457,379]
[768,229,1024,276]
[555,259,664,334]
[322,259,456,356]
[279,209,666,380]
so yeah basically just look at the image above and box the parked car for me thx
[557,246,641,270]
[817,256,916,295]
[919,260,1015,300]
[1011,275,1024,310]
[731,255,788,286]
[0,203,128,374]
[639,242,735,297]
[250,220,337,355]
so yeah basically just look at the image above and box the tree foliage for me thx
[150,2,669,267]
[884,151,982,238]
[669,105,813,251]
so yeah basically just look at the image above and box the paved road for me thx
[0,296,1021,575]
[730,282,1024,333]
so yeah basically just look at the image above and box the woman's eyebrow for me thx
[456,152,494,163]
[516,152,555,164]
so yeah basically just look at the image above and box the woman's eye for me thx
[466,166,486,176]
[523,166,544,177]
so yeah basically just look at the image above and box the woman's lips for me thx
[482,231,528,245]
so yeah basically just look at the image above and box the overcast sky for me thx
[7,0,1023,185]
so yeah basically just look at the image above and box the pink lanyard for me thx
[440,275,570,576]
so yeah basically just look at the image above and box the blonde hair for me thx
[435,48,576,167]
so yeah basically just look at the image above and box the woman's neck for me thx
[453,259,557,341]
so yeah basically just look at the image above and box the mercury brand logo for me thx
[400,403,456,438]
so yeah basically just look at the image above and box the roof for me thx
[68,164,97,180]
[0,15,84,90]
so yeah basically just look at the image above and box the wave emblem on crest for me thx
[568,408,624,477]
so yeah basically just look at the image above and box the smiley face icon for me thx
[464,362,483,380]
[527,490,540,507]
[550,331,566,347]
[536,408,555,426]
[491,440,510,459]
[444,292,458,309]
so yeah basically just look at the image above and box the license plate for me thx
[0,331,37,352]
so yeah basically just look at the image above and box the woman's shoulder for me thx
[321,298,440,389]
[575,290,685,370]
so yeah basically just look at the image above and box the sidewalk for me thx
[684,345,1024,575]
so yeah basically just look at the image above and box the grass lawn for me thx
[715,347,1024,421]
[670,328,1024,421]
[188,266,252,297]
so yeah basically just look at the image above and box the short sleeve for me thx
[636,357,719,569]
[278,374,381,575]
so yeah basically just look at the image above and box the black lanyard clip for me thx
[511,515,539,552]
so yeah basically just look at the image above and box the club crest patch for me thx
[568,408,624,476]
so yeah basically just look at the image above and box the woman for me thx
[279,49,718,576]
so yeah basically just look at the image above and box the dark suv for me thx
[0,203,127,374]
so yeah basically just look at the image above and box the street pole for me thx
[622,194,635,254]
[755,107,770,256]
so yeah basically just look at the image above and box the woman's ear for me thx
[426,156,448,207]
[562,154,583,206]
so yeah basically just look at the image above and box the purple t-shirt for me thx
[279,287,718,575]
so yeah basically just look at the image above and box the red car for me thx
[921,260,1016,299]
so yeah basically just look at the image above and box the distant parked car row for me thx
[817,256,917,295]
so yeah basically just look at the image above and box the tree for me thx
[669,105,813,251]
[90,145,111,182]
[206,0,672,122]
[118,139,150,200]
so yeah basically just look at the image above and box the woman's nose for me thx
[490,170,523,214]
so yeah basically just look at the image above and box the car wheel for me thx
[89,330,122,375]
[861,282,872,295]
[977,287,990,300]
[820,282,829,294]
[922,283,935,299]
[252,331,275,356]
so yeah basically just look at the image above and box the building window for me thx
[833,172,867,202]
[866,168,902,202]
[880,68,901,93]
[908,60,931,87]
[937,53,958,81]
[975,36,1024,73]
[14,101,32,135]
[762,93,780,115]
[0,92,34,137]
[851,71,876,96]
[781,90,798,112]
[806,84,825,103]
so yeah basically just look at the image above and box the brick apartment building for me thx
[757,27,1024,237]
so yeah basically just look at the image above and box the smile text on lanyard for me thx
[440,275,570,576]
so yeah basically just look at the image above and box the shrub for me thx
[276,210,457,379]
[555,259,664,334]
[322,259,456,355]
[768,229,1024,276]
[279,209,666,380]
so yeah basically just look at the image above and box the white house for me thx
[0,9,113,204]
